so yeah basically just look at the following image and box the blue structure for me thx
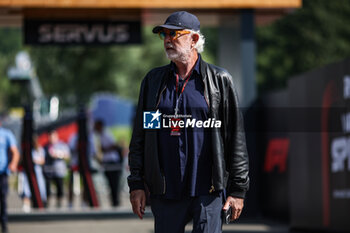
[90,93,134,127]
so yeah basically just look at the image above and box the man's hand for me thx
[130,189,146,219]
[9,146,19,172]
[8,162,17,172]
[223,196,244,222]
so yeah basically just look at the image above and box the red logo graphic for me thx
[264,138,290,173]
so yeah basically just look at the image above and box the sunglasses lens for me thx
[159,32,166,40]
[158,30,187,40]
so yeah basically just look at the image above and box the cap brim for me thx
[152,24,185,33]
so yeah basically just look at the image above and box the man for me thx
[67,130,96,208]
[128,11,249,233]
[93,120,123,207]
[0,113,19,233]
[43,130,70,208]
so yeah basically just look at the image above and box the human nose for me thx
[164,33,172,42]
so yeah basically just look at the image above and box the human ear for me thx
[192,33,199,47]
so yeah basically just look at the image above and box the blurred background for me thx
[0,0,349,232]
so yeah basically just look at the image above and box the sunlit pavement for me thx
[8,173,291,233]
[9,216,290,233]
[8,193,291,233]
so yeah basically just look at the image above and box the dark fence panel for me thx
[288,59,350,232]
[244,90,290,220]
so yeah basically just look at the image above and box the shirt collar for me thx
[170,53,201,76]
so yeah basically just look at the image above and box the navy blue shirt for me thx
[157,55,213,199]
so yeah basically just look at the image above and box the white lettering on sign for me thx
[331,137,350,173]
[341,112,350,133]
[333,189,350,199]
[38,24,130,44]
[343,75,350,99]
[38,24,52,43]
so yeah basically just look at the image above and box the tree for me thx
[30,46,118,106]
[0,25,217,110]
[257,0,350,93]
[29,26,217,106]
[0,28,24,110]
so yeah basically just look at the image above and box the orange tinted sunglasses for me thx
[158,29,191,40]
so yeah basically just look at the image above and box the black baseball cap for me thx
[152,11,200,33]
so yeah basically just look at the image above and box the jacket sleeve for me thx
[222,72,250,199]
[127,78,147,192]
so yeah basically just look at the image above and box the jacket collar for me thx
[199,55,208,82]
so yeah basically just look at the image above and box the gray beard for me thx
[165,47,191,63]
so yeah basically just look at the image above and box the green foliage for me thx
[257,0,350,92]
[110,26,169,102]
[109,126,132,147]
[2,2,350,109]
[0,28,24,110]
[30,46,119,106]
[200,27,218,65]
[0,25,217,110]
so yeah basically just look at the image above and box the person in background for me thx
[93,119,123,207]
[0,113,20,233]
[19,135,46,212]
[43,130,70,208]
[67,132,96,208]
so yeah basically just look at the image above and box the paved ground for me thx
[9,216,290,233]
[7,173,293,233]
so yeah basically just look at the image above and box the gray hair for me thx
[189,30,205,53]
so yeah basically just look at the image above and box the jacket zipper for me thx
[204,87,210,107]
[157,79,167,195]
[156,85,167,109]
[162,175,166,194]
[202,76,210,108]
[209,178,215,193]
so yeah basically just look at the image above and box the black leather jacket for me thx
[128,58,249,198]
